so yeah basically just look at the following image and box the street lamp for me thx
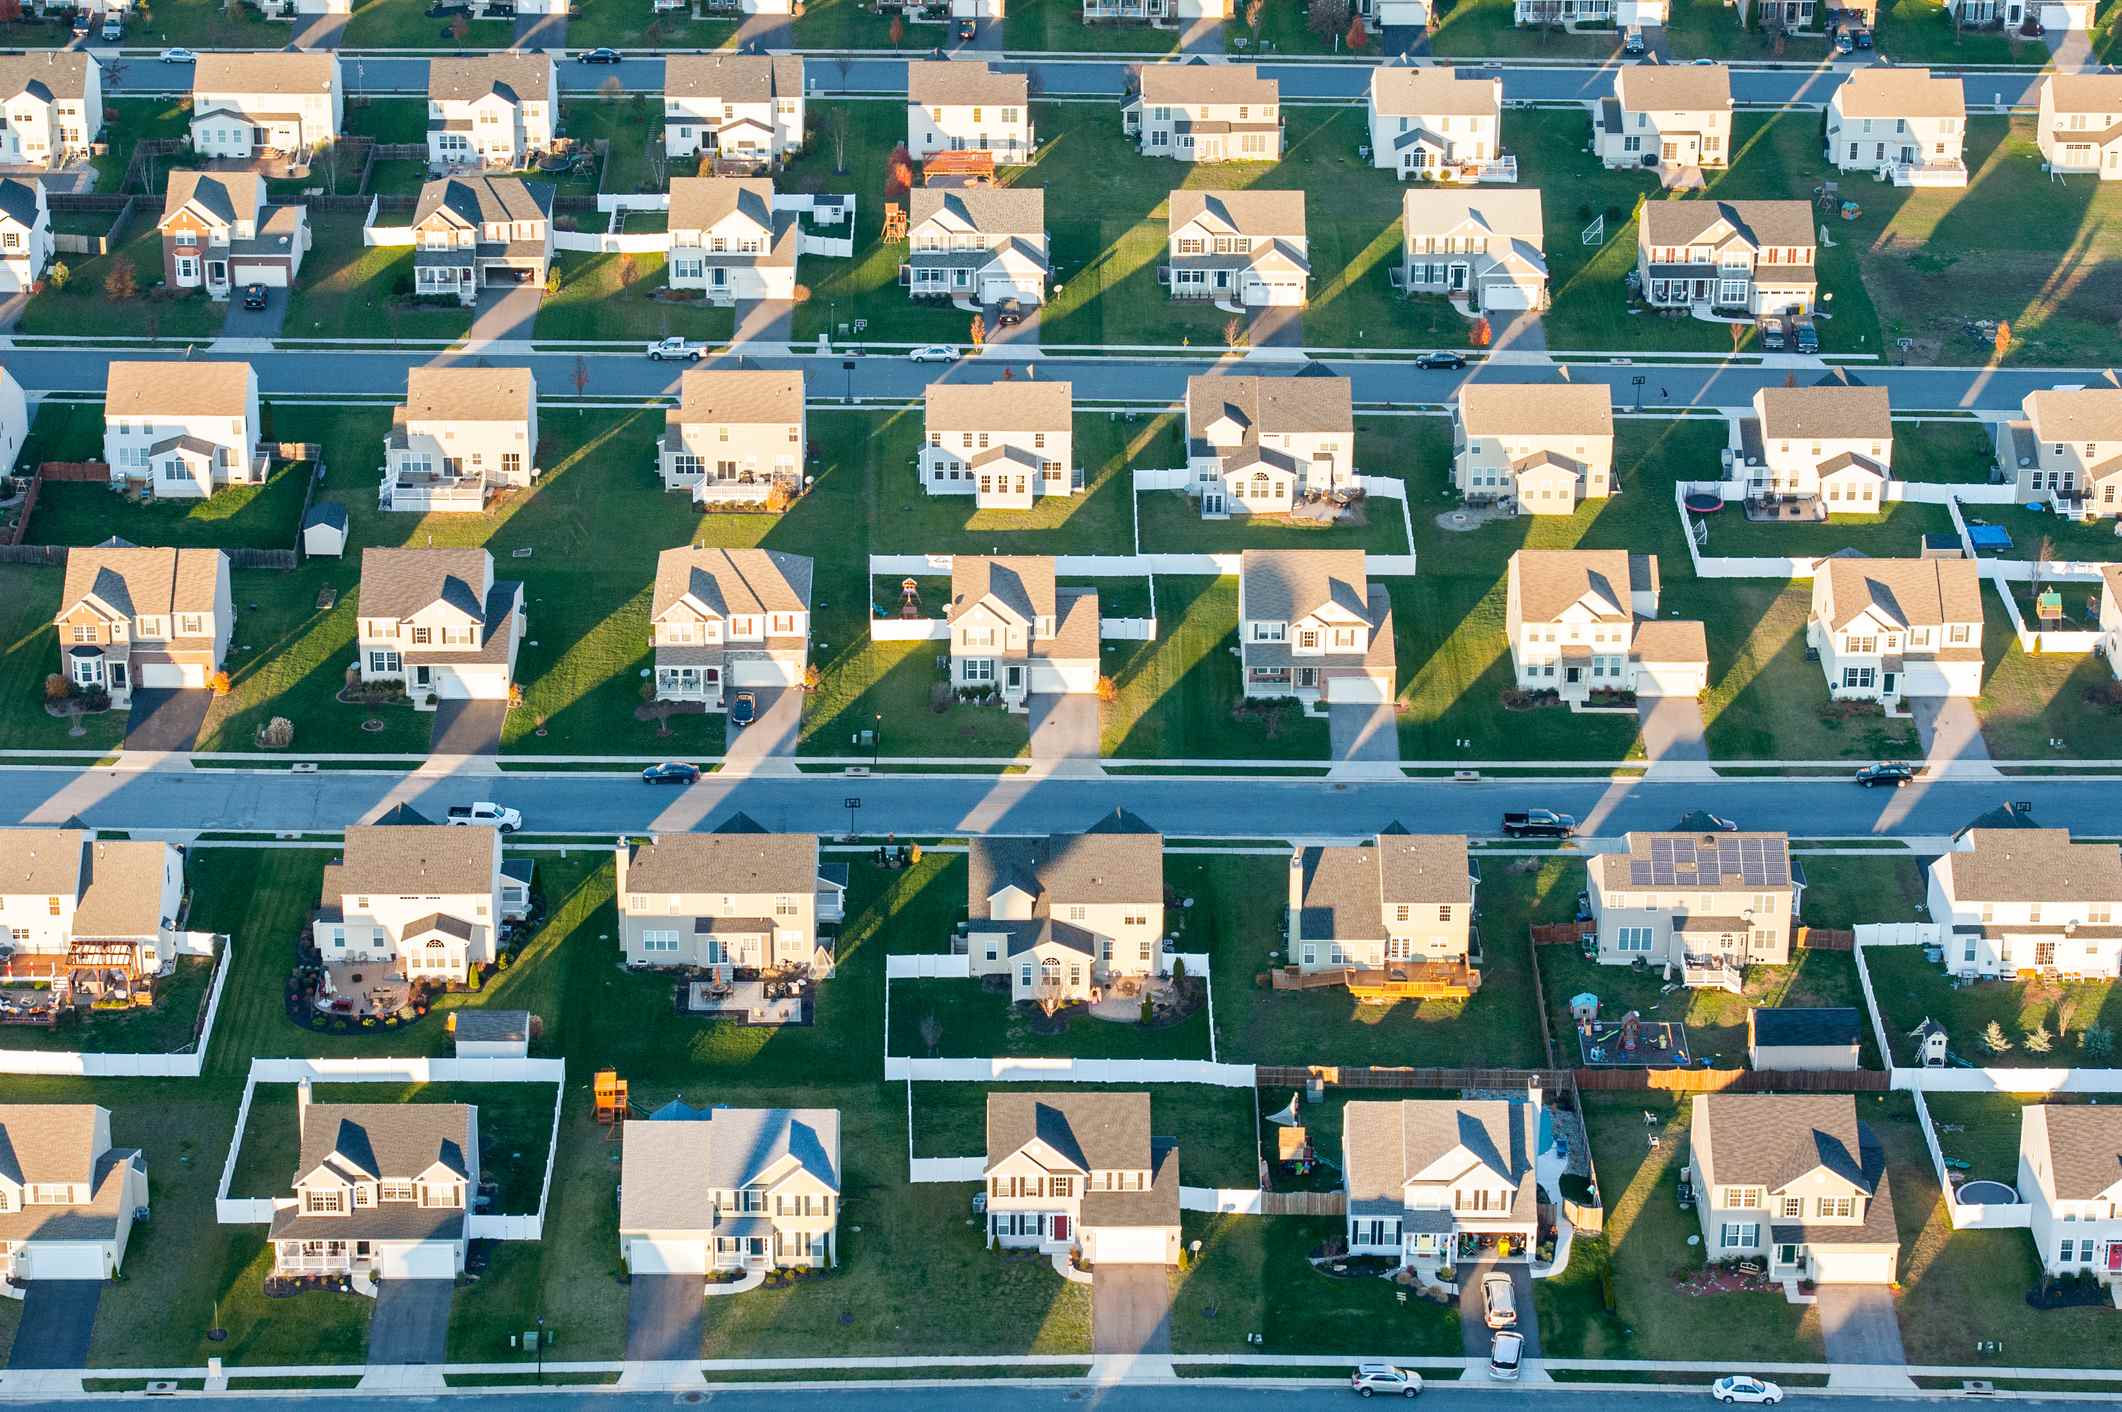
[535,1313,545,1384]
[1631,375,1646,412]
[872,712,882,770]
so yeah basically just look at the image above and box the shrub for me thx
[259,716,295,748]
[47,260,69,290]
[43,674,72,705]
[208,669,231,696]
[1095,674,1118,704]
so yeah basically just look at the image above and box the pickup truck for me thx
[1500,809,1576,839]
[446,802,522,831]
[645,337,709,362]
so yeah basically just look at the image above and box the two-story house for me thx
[103,359,262,499]
[667,176,798,304]
[663,55,807,165]
[1691,1093,1898,1285]
[1287,830,1479,989]
[615,819,842,974]
[1343,1088,1546,1269]
[0,53,103,168]
[962,814,1164,1004]
[1520,0,1669,26]
[2036,74,2122,181]
[0,1106,149,1283]
[1994,388,2122,516]
[1454,383,1611,513]
[902,187,1049,308]
[0,829,185,984]
[1730,385,1894,514]
[2104,564,2122,679]
[619,1106,840,1274]
[380,366,539,513]
[1589,830,1803,986]
[426,53,555,173]
[945,555,1100,709]
[1124,64,1281,162]
[190,51,342,159]
[1504,549,1708,698]
[1637,199,1817,316]
[1366,68,1510,182]
[1825,68,1967,185]
[270,1085,476,1281]
[1401,188,1547,315]
[905,62,1034,164]
[1165,188,1308,307]
[0,177,52,294]
[0,366,24,477]
[1184,373,1352,518]
[2019,1104,2122,1286]
[405,173,553,304]
[1083,0,1231,26]
[1807,556,1983,705]
[983,1091,1180,1266]
[1927,828,2122,980]
[155,170,308,301]
[647,546,813,708]
[1237,549,1395,710]
[1596,64,1733,173]
[920,381,1075,509]
[659,369,806,506]
[312,823,512,980]
[53,545,232,705]
[355,547,525,705]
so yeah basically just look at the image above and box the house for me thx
[2104,565,2122,675]
[663,55,807,164]
[1165,189,1308,307]
[615,820,842,974]
[1690,1093,1899,1285]
[1520,0,1667,23]
[1806,556,1983,705]
[1596,64,1732,173]
[1504,549,1708,700]
[983,1092,1180,1266]
[1994,388,2122,516]
[1238,550,1394,710]
[354,547,525,705]
[1286,831,1479,991]
[1083,0,1231,26]
[945,555,1100,710]
[1401,188,1547,315]
[53,545,232,706]
[0,829,186,981]
[1976,0,2097,33]
[1454,383,1611,514]
[1825,68,1967,186]
[1342,1088,1547,1269]
[311,824,512,979]
[667,176,798,304]
[0,53,103,168]
[0,177,52,294]
[1366,68,1510,182]
[1125,64,1281,162]
[619,1106,840,1274]
[426,53,556,173]
[0,367,24,477]
[2036,75,2122,180]
[406,173,554,305]
[2018,1104,2122,1285]
[905,62,1034,164]
[103,360,262,498]
[1730,386,1894,514]
[646,547,813,708]
[1926,828,2122,980]
[189,52,342,159]
[302,501,348,558]
[269,1084,476,1281]
[659,369,806,506]
[1637,199,1817,317]
[155,170,308,302]
[961,815,1164,1004]
[0,1106,150,1283]
[380,367,539,513]
[1589,831,1803,986]
[919,381,1075,509]
[1747,1008,1863,1071]
[902,187,1049,308]
[1184,373,1353,518]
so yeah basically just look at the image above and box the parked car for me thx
[160,47,197,63]
[1852,25,1872,45]
[1481,1273,1517,1329]
[1349,1365,1423,1398]
[993,298,1027,326]
[578,46,622,63]
[99,15,122,40]
[956,17,976,38]
[730,691,757,729]
[1854,762,1916,789]
[1501,809,1576,839]
[909,344,962,363]
[1793,317,1820,354]
[1757,317,1786,351]
[1622,29,1646,54]
[1414,350,1467,370]
[240,283,269,311]
[641,761,701,785]
[446,802,523,831]
[1486,1331,1523,1381]
[646,336,709,361]
[1833,27,1854,51]
[1712,1376,1784,1405]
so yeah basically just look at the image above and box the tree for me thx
[918,1010,941,1055]
[1730,319,1745,355]
[1171,956,1187,985]
[1346,14,1368,49]
[618,254,640,293]
[1139,992,1154,1024]
[1306,0,1351,47]
[1471,316,1493,348]
[208,670,231,697]
[1222,313,1245,348]
[1992,318,2012,362]
[968,313,986,346]
[544,265,561,294]
[449,12,469,41]
[1982,1019,2014,1054]
[2082,1025,2116,1060]
[102,258,137,303]
[888,11,903,43]
[1095,674,1118,704]
[829,106,851,176]
[882,142,914,204]
[1244,0,1264,45]
[2024,1022,2054,1054]
[599,73,623,100]
[2033,533,2057,592]
[46,260,69,291]
[0,0,22,24]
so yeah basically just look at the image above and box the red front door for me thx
[2106,1243,2120,1273]
[1051,1215,1070,1241]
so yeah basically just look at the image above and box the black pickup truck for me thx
[1500,808,1577,839]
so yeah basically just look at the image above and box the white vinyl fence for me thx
[909,1156,988,1183]
[886,954,972,980]
[553,229,669,255]
[887,1056,1258,1084]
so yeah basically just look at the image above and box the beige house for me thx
[155,170,308,302]
[380,367,539,513]
[355,547,525,706]
[1287,830,1478,982]
[663,54,807,164]
[54,545,232,705]
[1165,189,1308,308]
[945,555,1100,710]
[1401,188,1547,315]
[1343,1089,1546,1269]
[668,176,798,304]
[1590,831,1802,986]
[190,51,342,159]
[1596,64,1732,173]
[2036,74,2122,180]
[1083,0,1232,23]
[962,814,1164,1004]
[0,53,103,168]
[919,382,1076,510]
[1807,556,1982,705]
[1184,373,1352,518]
[659,369,806,506]
[1927,828,2122,980]
[648,547,813,707]
[1825,68,1966,185]
[269,1086,475,1281]
[1994,388,2122,516]
[1125,64,1281,162]
[312,824,514,985]
[2018,1105,2122,1284]
[902,187,1049,308]
[2104,565,2122,677]
[1730,386,1893,514]
[405,173,553,304]
[0,829,186,979]
[906,62,1034,164]
[1238,549,1395,709]
[1636,199,1817,317]
[1454,382,1611,514]
[1505,549,1708,698]
[0,1106,150,1283]
[984,1092,1180,1266]
[619,1106,840,1275]
[103,359,262,499]
[1691,1094,1899,1285]
[1366,68,1510,182]
[426,53,555,173]
[614,818,843,974]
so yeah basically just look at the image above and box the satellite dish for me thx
[1266,1093,1301,1127]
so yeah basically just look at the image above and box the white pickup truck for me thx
[646,337,709,362]
[445,802,522,831]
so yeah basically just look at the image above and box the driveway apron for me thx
[6,1282,102,1370]
[1028,692,1099,767]
[1636,695,1709,765]
[368,1279,454,1365]
[1456,1261,1539,1358]
[466,283,543,346]
[430,698,508,755]
[1910,695,1990,767]
[122,687,213,753]
[625,1273,704,1363]
[1328,701,1401,766]
[1091,1265,1173,1356]
[721,685,800,773]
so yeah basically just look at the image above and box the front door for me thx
[1201,489,1225,515]
[109,662,128,691]
[1881,671,1898,698]
[1005,664,1024,694]
[207,260,228,288]
[1051,1214,1070,1241]
[413,666,433,690]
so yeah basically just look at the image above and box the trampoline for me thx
[1966,522,2013,552]
[1683,493,1725,514]
[1955,1179,2019,1204]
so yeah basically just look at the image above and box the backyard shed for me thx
[303,500,348,558]
[452,1008,533,1058]
[1747,1006,1862,1071]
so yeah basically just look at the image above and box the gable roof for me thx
[0,177,40,232]
[60,545,224,621]
[1943,829,2122,904]
[1188,373,1351,438]
[0,53,96,103]
[0,827,88,900]
[1616,62,1732,112]
[1240,549,1369,623]
[926,380,1071,434]
[2043,72,2122,114]
[1594,830,1794,893]
[1833,67,1964,120]
[665,53,805,102]
[668,175,776,234]
[1459,381,1610,438]
[986,1091,1152,1173]
[619,1106,840,1231]
[906,60,1026,108]
[400,366,533,424]
[413,172,553,229]
[948,554,1057,628]
[0,1105,103,1187]
[72,840,175,937]
[2031,1104,2122,1201]
[1294,833,1471,941]
[452,1009,531,1044]
[1368,66,1498,117]
[1508,548,1645,623]
[1697,1093,1876,1194]
[670,369,805,425]
[968,827,1165,916]
[105,360,254,419]
[1756,385,1891,442]
[2024,388,2122,442]
[1818,555,1981,630]
[621,828,820,897]
[298,1101,473,1184]
[325,824,497,900]
[1138,62,1276,107]
[1638,198,1814,251]
[160,169,265,231]
[1168,188,1305,237]
[1401,187,1543,245]
[427,53,552,105]
[1343,1098,1538,1216]
[908,185,1045,235]
[650,546,813,620]
[357,546,492,622]
[194,51,338,97]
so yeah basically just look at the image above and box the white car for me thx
[908,344,961,363]
[1481,1272,1517,1329]
[445,802,523,832]
[1713,1377,1783,1405]
[1348,1364,1422,1398]
[1486,1330,1523,1381]
[159,47,197,63]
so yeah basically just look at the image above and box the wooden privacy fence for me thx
[38,461,110,483]
[1530,923,1586,946]
[1796,927,1855,951]
[1255,1065,1574,1091]
[1562,1196,1603,1236]
[1259,1190,1345,1217]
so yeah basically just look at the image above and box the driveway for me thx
[465,281,543,346]
[1091,1264,1172,1356]
[6,1281,102,1370]
[1910,695,1991,767]
[732,11,791,48]
[1247,303,1303,350]
[1028,692,1099,767]
[123,687,212,753]
[1815,1284,1905,1366]
[512,12,567,47]
[1377,24,1427,55]
[733,297,795,346]
[290,12,349,45]
[721,685,800,774]
[219,287,288,340]
[430,699,507,756]
[982,300,1040,349]
[1178,13,1226,52]
[1488,307,1549,357]
[625,1273,703,1363]
[948,15,1003,51]
[1328,700,1400,767]
[1637,695,1708,765]
[368,1278,454,1365]
[1457,1261,1539,1359]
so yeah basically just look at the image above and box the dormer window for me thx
[306,1189,345,1214]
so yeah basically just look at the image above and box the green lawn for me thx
[911,1082,1260,1187]
[1171,1213,1461,1355]
[103,0,295,46]
[1800,853,1928,929]
[1974,506,2122,565]
[537,252,737,344]
[1975,594,2122,759]
[343,97,429,147]
[890,977,1215,1059]
[1875,0,2053,62]
[16,229,225,340]
[0,956,215,1055]
[0,565,129,751]
[282,216,476,344]
[1864,945,2119,1068]
[1136,477,1411,556]
[1699,500,1959,561]
[89,98,193,196]
[1897,419,2001,485]
[346,0,513,45]
[1660,0,1830,57]
[560,98,667,198]
[1428,0,1620,56]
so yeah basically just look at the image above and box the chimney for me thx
[1526,1075,1544,1117]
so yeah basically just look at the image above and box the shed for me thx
[452,1008,534,1059]
[303,500,348,558]
[1746,1006,1862,1071]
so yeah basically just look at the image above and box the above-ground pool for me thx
[1955,1179,2020,1205]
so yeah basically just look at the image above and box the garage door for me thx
[430,666,510,701]
[628,1237,711,1275]
[1812,1248,1896,1284]
[2039,2,2072,24]
[1326,673,1391,705]
[1634,661,1706,696]
[18,1243,108,1281]
[1482,282,1532,311]
[234,263,289,288]
[376,1243,458,1280]
[1030,660,1097,695]
[731,658,799,688]
[136,661,207,689]
[1087,1226,1171,1265]
[1897,663,1954,697]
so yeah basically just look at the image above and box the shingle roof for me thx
[1833,67,1963,120]
[664,53,805,103]
[2024,389,2122,443]
[0,177,40,232]
[0,53,96,103]
[1400,187,1543,245]
[1756,386,1891,442]
[1631,617,1708,666]
[452,1009,531,1044]
[0,828,87,899]
[908,185,1045,235]
[194,51,339,97]
[621,828,820,897]
[925,380,1071,434]
[987,1091,1153,1174]
[2032,1105,2122,1200]
[1294,834,1472,942]
[1240,549,1369,623]
[1342,1098,1539,1216]
[325,825,497,899]
[412,173,553,229]
[1943,829,2122,904]
[401,367,533,424]
[72,840,174,938]
[619,1106,840,1232]
[1638,198,1815,251]
[105,360,255,418]
[1508,548,1643,624]
[1368,66,1498,117]
[0,1105,103,1187]
[297,1101,474,1184]
[1697,1093,1876,1194]
[968,828,1165,916]
[357,546,492,623]
[1593,830,1794,893]
[670,369,805,426]
[1459,382,1610,438]
[949,555,1056,625]
[1749,1007,1862,1050]
[1168,188,1305,237]
[668,175,775,234]
[2044,73,2122,114]
[1616,62,1732,112]
[160,169,263,231]
[1138,62,1276,107]
[650,547,813,620]
[1187,373,1350,438]
[906,60,1027,108]
[427,53,553,105]
[60,545,224,622]
[1818,556,1981,631]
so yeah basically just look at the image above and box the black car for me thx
[1854,762,1917,788]
[579,46,622,63]
[730,691,758,729]
[956,17,975,38]
[1794,317,1820,354]
[641,761,701,785]
[1414,351,1467,370]
[240,283,269,311]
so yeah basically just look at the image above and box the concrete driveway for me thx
[1910,695,1991,767]
[983,300,1040,349]
[368,1278,454,1365]
[625,1273,703,1363]
[466,281,543,346]
[219,286,288,340]
[721,685,800,775]
[1328,700,1401,768]
[1028,692,1099,769]
[1091,1264,1172,1356]
[1457,1261,1539,1359]
[1377,24,1428,55]
[1815,1284,1905,1365]
[6,1281,102,1370]
[290,12,349,45]
[123,687,212,753]
[1637,695,1708,765]
[430,698,508,756]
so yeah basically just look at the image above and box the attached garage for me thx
[1630,619,1709,697]
[233,261,291,288]
[16,1243,111,1281]
[627,1236,711,1275]
[1082,1225,1176,1266]
[1481,281,1533,311]
[134,658,209,689]
[980,274,1043,307]
[1806,1246,1897,1284]
[1242,274,1304,307]
[1030,658,1099,695]
[2038,0,2083,26]
[376,1242,459,1280]
[1634,659,1708,696]
[424,665,511,701]
[1326,672,1392,705]
[731,657,800,688]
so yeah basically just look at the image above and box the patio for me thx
[684,975,811,1026]
[319,960,413,1020]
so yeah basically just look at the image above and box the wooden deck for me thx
[1269,963,1480,1000]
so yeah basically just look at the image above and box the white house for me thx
[102,360,262,499]
[1928,828,2122,980]
[1807,556,1982,705]
[1166,189,1308,307]
[2103,565,2122,674]
[659,369,806,506]
[1454,382,1611,514]
[1083,0,1231,25]
[962,815,1165,1003]
[1504,549,1709,699]
[1343,1087,1547,1270]
[0,1106,149,1283]
[1730,385,1894,514]
[902,187,1048,308]
[906,62,1034,164]
[667,176,798,304]
[1184,372,1353,517]
[1238,549,1395,709]
[919,380,1075,510]
[1974,0,2097,33]
[984,1092,1180,1266]
[945,555,1100,710]
[2019,1105,2122,1285]
[0,829,186,978]
[405,173,553,304]
[426,53,556,173]
[1596,64,1732,173]
[0,52,103,168]
[619,1107,840,1275]
[615,818,841,972]
[647,547,813,708]
[312,823,512,979]
[381,366,539,513]
[1995,389,2122,516]
[0,366,25,477]
[1125,64,1281,162]
[2037,75,2122,180]
[1589,830,1802,984]
[355,547,525,705]
[1402,188,1547,314]
[1287,830,1479,981]
[269,1085,475,1281]
[1691,1093,1899,1286]
[1636,199,1818,318]
[1825,68,1966,186]
[0,177,53,294]
[189,51,342,159]
[663,55,807,164]
[1366,68,1510,182]
[52,547,233,706]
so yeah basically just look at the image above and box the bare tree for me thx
[829,107,851,176]
[572,355,590,397]
[918,1011,942,1055]
[1306,0,1352,48]
[1245,0,1264,47]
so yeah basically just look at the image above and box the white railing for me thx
[595,193,671,214]
[887,1056,1257,1084]
[1892,162,1970,188]
[1101,617,1157,640]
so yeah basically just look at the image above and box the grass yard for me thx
[1897,419,2001,486]
[24,439,311,554]
[346,0,514,46]
[282,215,477,344]
[888,977,1215,1060]
[0,956,215,1055]
[1170,1213,1462,1355]
[342,98,428,147]
[1974,594,2122,759]
[1007,5,1193,52]
[561,98,668,198]
[1427,0,1621,56]
[1135,481,1412,555]
[117,0,316,45]
[0,565,129,751]
[1799,853,1927,929]
[910,1082,1261,1187]
[565,3,741,44]
[1873,0,2050,61]
[1660,0,1830,57]
[1699,500,1959,560]
[1863,945,2120,1068]
[90,98,193,195]
[536,252,737,344]
[15,229,225,340]
[1973,506,2122,565]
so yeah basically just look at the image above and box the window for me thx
[1728,1188,1759,1209]
[1616,926,1654,954]
[1816,1196,1854,1219]
[1780,1197,1802,1219]
[1720,1222,1758,1250]
[642,931,680,954]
